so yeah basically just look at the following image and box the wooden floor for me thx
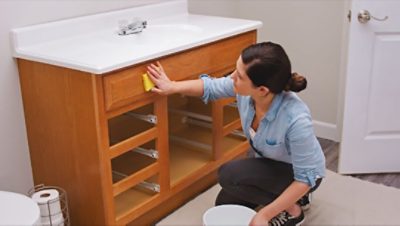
[318,138,400,189]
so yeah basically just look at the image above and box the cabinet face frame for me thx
[17,31,257,226]
[102,31,256,112]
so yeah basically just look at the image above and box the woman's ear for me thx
[257,86,270,96]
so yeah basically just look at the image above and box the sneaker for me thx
[268,210,305,226]
[297,192,312,211]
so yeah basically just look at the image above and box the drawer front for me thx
[103,64,152,111]
[103,31,256,112]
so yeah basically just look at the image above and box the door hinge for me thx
[347,10,351,22]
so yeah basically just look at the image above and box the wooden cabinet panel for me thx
[103,65,153,111]
[103,31,256,112]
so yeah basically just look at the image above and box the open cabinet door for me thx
[339,0,400,174]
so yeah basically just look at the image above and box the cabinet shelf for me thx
[112,148,157,184]
[114,176,159,221]
[171,124,246,152]
[168,95,240,126]
[108,105,155,146]
[169,124,247,186]
[169,141,210,186]
[111,139,160,195]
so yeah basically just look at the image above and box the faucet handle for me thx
[128,18,147,29]
[142,20,147,28]
[117,18,147,35]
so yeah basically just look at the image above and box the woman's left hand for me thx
[146,61,175,95]
[249,211,270,226]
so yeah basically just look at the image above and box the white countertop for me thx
[11,0,262,74]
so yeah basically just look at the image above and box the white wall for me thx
[189,0,348,141]
[0,0,164,194]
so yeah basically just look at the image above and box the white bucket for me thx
[203,204,256,226]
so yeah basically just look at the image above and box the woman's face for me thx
[231,56,256,96]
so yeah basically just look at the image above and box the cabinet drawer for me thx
[103,64,151,111]
[102,31,256,112]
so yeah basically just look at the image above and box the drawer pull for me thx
[125,112,157,124]
[133,147,159,159]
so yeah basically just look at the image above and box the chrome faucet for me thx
[118,19,147,35]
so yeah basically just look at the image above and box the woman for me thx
[147,42,325,226]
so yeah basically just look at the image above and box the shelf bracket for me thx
[133,147,159,159]
[125,112,157,124]
[138,181,160,193]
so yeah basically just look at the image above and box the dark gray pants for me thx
[215,157,321,209]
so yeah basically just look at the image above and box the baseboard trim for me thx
[313,120,340,142]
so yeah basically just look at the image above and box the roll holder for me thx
[28,184,70,226]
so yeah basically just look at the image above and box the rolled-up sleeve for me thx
[200,74,235,104]
[286,114,326,187]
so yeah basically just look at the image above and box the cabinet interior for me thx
[108,104,155,146]
[168,94,246,186]
[107,93,246,210]
[114,175,159,218]
[111,140,157,184]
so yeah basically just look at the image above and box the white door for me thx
[339,0,400,174]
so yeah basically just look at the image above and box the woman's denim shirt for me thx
[201,75,326,187]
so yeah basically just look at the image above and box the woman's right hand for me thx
[147,61,176,95]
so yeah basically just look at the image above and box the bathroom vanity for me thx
[12,1,261,225]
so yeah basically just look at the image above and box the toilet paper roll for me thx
[31,189,63,221]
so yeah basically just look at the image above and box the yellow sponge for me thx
[142,73,155,92]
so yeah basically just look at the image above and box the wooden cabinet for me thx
[17,31,256,225]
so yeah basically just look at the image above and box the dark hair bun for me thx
[285,72,307,92]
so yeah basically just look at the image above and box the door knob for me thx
[358,10,388,23]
